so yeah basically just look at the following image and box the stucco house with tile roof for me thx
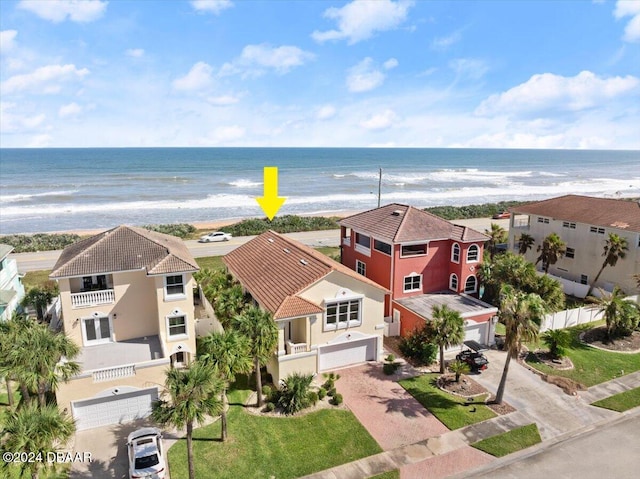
[339,204,498,345]
[224,230,387,385]
[0,244,25,321]
[50,225,199,430]
[508,195,640,296]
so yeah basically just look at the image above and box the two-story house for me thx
[50,226,199,430]
[508,195,640,296]
[0,244,25,321]
[339,204,498,345]
[224,230,387,385]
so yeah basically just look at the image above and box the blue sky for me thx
[1,0,639,148]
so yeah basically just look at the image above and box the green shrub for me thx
[318,387,327,400]
[143,223,196,238]
[308,391,319,406]
[399,325,438,365]
[383,363,399,375]
[331,393,343,405]
[277,372,314,415]
[262,385,273,400]
[424,201,526,220]
[0,233,81,253]
[224,215,339,237]
[327,388,337,397]
[542,329,571,359]
[264,402,275,412]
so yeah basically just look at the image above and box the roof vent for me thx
[300,259,308,265]
[283,248,290,254]
[267,238,274,243]
[391,209,403,216]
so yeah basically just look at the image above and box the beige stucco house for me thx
[224,231,387,385]
[50,226,199,430]
[508,195,640,297]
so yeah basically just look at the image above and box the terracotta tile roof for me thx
[50,225,199,278]
[340,203,488,243]
[223,231,386,318]
[511,195,640,232]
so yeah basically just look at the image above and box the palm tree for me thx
[1,403,75,479]
[0,314,38,405]
[535,233,566,274]
[20,283,57,322]
[589,286,640,340]
[587,233,629,297]
[232,306,278,407]
[431,305,465,374]
[152,361,223,479]
[517,233,535,255]
[494,285,546,404]
[198,330,253,441]
[484,223,508,258]
[449,360,470,383]
[541,329,571,359]
[213,284,248,328]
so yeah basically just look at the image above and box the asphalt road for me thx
[8,218,508,273]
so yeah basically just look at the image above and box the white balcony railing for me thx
[354,243,371,256]
[71,289,115,308]
[286,341,308,355]
[512,218,530,229]
[92,364,135,383]
[342,236,351,246]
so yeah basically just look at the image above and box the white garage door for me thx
[319,337,377,371]
[72,387,159,431]
[464,322,487,344]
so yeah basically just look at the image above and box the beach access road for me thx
[9,218,508,273]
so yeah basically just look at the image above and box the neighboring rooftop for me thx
[50,225,199,278]
[224,230,386,320]
[78,335,164,371]
[510,195,640,232]
[0,244,13,260]
[396,292,497,319]
[339,203,488,243]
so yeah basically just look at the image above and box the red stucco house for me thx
[339,203,498,346]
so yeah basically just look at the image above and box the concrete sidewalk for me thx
[579,370,640,403]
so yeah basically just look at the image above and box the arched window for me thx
[467,244,479,262]
[451,243,460,263]
[464,275,477,293]
[449,273,458,291]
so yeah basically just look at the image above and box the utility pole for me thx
[377,167,382,208]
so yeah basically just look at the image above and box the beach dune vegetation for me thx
[223,215,339,237]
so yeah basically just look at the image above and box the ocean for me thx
[0,148,639,234]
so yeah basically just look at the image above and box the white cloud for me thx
[219,44,315,77]
[207,95,240,106]
[614,0,640,42]
[360,109,398,130]
[476,70,640,116]
[126,48,145,58]
[1,64,89,94]
[312,0,414,45]
[347,57,385,93]
[190,0,233,15]
[431,30,462,50]
[0,102,46,133]
[449,58,488,80]
[201,125,245,144]
[28,134,53,148]
[316,104,336,120]
[1,30,18,54]
[172,62,213,91]
[18,0,107,23]
[383,58,399,70]
[58,102,83,118]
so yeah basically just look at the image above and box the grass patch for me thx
[370,471,400,479]
[399,374,496,430]
[525,324,640,387]
[472,424,541,457]
[22,269,53,290]
[315,246,340,259]
[495,322,506,335]
[195,256,226,270]
[592,387,640,412]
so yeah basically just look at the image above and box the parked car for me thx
[199,231,232,242]
[456,349,489,372]
[127,427,166,479]
[492,211,511,219]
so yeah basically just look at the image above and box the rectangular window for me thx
[373,239,392,255]
[589,226,605,234]
[165,275,185,296]
[401,244,428,257]
[356,260,366,276]
[580,274,588,285]
[168,315,187,336]
[403,274,422,292]
[562,222,576,229]
[565,247,575,259]
[325,299,362,330]
[355,232,370,248]
[537,217,549,224]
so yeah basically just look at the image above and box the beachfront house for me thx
[339,204,498,346]
[0,244,26,321]
[224,231,387,385]
[49,226,199,430]
[508,195,640,297]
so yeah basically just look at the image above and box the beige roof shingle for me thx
[50,225,199,278]
[223,231,386,319]
[511,195,640,232]
[340,203,488,243]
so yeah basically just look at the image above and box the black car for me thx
[455,349,489,372]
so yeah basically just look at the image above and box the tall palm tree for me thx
[152,361,223,479]
[484,223,508,258]
[517,233,535,255]
[0,314,38,405]
[20,284,56,322]
[213,284,248,328]
[587,233,629,297]
[232,306,278,407]
[589,286,639,340]
[431,305,465,374]
[1,403,75,479]
[535,233,566,274]
[198,330,253,441]
[494,285,546,404]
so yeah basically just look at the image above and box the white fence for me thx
[540,295,638,332]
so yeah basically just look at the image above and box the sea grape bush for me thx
[224,215,339,237]
[142,223,196,238]
[0,233,81,253]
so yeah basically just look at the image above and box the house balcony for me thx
[286,341,309,355]
[71,289,115,309]
[512,217,530,229]
[342,236,351,247]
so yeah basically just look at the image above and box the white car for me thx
[198,231,232,242]
[127,427,166,479]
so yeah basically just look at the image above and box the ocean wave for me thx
[343,169,534,185]
[0,190,79,203]
[228,179,262,188]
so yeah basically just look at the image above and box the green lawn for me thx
[167,381,382,479]
[525,325,640,387]
[472,424,542,457]
[195,256,225,270]
[22,269,53,290]
[399,374,496,430]
[592,387,640,412]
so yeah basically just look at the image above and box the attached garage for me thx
[463,320,488,344]
[318,336,377,371]
[72,387,159,431]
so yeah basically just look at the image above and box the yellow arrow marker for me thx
[256,166,286,220]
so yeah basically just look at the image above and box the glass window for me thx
[451,243,460,263]
[165,275,184,296]
[168,315,187,336]
[464,276,477,293]
[355,232,370,248]
[467,244,479,262]
[83,316,111,343]
[449,273,458,291]
[403,274,422,292]
[356,260,366,276]
[401,244,427,256]
[566,247,575,259]
[325,299,361,329]
[373,239,392,255]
